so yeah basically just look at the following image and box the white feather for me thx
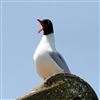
[33,34,64,80]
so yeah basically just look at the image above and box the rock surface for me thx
[18,73,98,100]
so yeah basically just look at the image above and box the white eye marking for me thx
[48,21,50,25]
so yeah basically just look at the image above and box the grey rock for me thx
[18,73,98,100]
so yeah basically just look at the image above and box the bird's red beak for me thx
[37,19,46,33]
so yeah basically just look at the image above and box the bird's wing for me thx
[49,52,70,73]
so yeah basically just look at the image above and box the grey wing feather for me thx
[49,52,70,73]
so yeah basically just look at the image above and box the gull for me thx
[33,19,70,80]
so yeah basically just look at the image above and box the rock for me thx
[18,73,98,100]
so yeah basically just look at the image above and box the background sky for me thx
[1,0,99,99]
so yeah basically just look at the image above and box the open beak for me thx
[37,19,46,33]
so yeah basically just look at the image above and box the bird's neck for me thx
[41,33,56,50]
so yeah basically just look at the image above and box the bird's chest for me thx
[34,50,49,65]
[33,43,52,67]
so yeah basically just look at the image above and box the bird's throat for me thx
[42,33,56,51]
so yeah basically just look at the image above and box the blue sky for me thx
[1,1,99,99]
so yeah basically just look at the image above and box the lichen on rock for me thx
[18,73,98,100]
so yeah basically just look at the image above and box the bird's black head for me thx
[37,19,54,35]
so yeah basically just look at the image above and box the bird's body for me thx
[34,34,64,80]
[33,19,70,80]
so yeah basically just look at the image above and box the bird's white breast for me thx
[33,35,64,80]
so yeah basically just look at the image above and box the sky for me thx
[0,0,99,99]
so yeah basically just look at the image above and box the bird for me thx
[33,19,70,80]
